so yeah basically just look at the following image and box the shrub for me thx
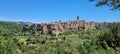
[18,38,26,45]
[97,23,120,52]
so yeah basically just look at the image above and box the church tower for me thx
[77,16,80,20]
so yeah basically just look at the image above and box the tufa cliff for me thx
[23,16,116,36]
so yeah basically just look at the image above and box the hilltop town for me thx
[23,16,115,36]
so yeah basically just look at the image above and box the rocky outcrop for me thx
[23,16,117,35]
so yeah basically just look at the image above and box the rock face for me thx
[23,16,116,35]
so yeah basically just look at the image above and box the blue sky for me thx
[0,0,119,23]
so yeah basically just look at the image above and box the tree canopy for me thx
[89,0,120,10]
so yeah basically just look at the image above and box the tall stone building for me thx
[77,16,80,20]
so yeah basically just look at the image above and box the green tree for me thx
[89,0,120,10]
[97,23,120,52]
[0,36,18,54]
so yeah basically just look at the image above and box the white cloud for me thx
[0,16,8,21]
[0,16,27,22]
[0,16,52,23]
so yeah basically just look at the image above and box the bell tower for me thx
[77,16,80,20]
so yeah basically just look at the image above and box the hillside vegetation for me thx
[0,22,120,54]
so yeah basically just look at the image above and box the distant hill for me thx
[0,21,32,25]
